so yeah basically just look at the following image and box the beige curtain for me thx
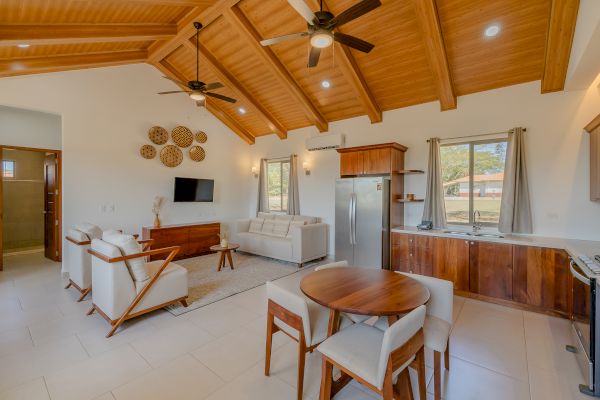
[499,128,532,233]
[257,158,269,213]
[287,155,300,215]
[422,138,447,229]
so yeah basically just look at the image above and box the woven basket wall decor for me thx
[160,145,183,167]
[195,130,208,143]
[148,126,168,145]
[172,126,193,148]
[140,144,156,159]
[189,145,206,162]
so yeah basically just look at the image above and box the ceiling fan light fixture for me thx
[189,91,206,101]
[310,30,333,48]
[484,24,501,38]
[17,43,30,48]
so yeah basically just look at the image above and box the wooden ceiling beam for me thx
[541,0,580,93]
[0,24,176,46]
[412,0,456,111]
[151,59,255,144]
[306,0,381,124]
[83,0,217,6]
[223,6,328,132]
[0,50,147,78]
[183,39,287,139]
[147,0,243,63]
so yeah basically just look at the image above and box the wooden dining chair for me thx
[318,305,427,400]
[265,281,350,400]
[375,273,454,400]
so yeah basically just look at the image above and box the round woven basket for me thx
[160,145,183,167]
[195,130,208,143]
[148,126,168,145]
[140,144,156,159]
[189,145,206,162]
[172,126,193,148]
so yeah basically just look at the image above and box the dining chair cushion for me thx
[314,260,349,271]
[248,218,264,233]
[103,233,148,282]
[373,314,450,353]
[398,272,453,324]
[75,222,103,241]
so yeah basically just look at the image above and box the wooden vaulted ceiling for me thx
[0,0,580,144]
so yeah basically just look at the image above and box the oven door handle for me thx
[570,260,590,285]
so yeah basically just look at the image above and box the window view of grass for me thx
[441,141,507,225]
[267,160,289,212]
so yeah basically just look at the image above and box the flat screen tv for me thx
[174,177,214,202]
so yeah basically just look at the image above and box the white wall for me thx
[0,64,252,263]
[248,76,600,249]
[0,105,61,149]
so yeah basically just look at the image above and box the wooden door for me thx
[363,148,391,175]
[469,241,513,300]
[433,237,470,291]
[44,153,58,261]
[339,151,364,176]
[391,232,410,272]
[590,127,600,201]
[410,235,434,276]
[513,246,570,314]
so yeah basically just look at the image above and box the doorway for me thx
[0,145,62,270]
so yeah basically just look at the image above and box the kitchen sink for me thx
[443,230,473,236]
[443,230,504,239]
[474,233,504,238]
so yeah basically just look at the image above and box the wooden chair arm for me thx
[137,238,154,251]
[88,246,180,263]
[66,236,91,246]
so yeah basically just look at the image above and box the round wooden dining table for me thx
[300,267,430,336]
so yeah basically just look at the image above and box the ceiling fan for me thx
[260,0,381,68]
[158,22,237,106]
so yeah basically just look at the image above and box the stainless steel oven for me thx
[569,258,600,397]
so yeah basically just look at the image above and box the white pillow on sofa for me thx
[261,220,276,235]
[257,212,275,220]
[271,220,291,237]
[286,220,306,238]
[249,218,265,233]
[103,233,148,282]
[274,214,294,222]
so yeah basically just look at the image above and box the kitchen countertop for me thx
[391,226,600,275]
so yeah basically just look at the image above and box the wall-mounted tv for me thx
[174,177,214,202]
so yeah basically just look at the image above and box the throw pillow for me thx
[271,220,291,237]
[257,212,274,220]
[286,220,306,238]
[261,219,276,235]
[274,214,294,222]
[103,233,148,282]
[249,218,265,233]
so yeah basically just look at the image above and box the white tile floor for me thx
[0,252,590,400]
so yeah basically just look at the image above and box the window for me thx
[267,159,289,212]
[2,160,15,178]
[440,139,507,226]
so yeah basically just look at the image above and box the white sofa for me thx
[234,212,327,267]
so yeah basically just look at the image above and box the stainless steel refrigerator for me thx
[335,177,390,269]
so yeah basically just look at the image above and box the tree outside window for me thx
[267,160,289,212]
[2,160,15,178]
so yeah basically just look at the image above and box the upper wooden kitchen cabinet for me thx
[337,143,407,176]
[512,246,571,315]
[586,113,600,201]
[433,237,470,291]
[469,241,514,300]
[391,233,433,276]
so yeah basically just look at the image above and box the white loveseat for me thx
[234,212,327,267]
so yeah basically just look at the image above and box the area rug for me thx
[165,251,322,316]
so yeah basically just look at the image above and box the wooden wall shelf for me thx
[394,169,425,174]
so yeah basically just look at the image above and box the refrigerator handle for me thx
[351,193,357,245]
[348,195,354,245]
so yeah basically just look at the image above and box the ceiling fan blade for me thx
[328,0,381,29]
[334,32,374,53]
[162,76,188,87]
[261,32,309,47]
[202,82,225,91]
[196,99,205,107]
[307,46,321,68]
[157,90,190,95]
[287,0,318,25]
[204,92,237,103]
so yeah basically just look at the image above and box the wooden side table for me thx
[210,243,240,271]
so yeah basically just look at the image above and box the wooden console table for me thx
[142,222,220,261]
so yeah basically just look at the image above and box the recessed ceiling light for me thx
[17,44,30,48]
[238,107,247,114]
[321,80,331,89]
[484,24,500,38]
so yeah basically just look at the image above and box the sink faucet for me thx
[473,210,482,232]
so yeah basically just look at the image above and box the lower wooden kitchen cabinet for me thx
[391,232,573,317]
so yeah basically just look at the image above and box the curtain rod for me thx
[426,128,526,142]
[263,154,297,161]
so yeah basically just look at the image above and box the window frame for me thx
[440,137,507,228]
[2,160,15,179]
[266,159,290,213]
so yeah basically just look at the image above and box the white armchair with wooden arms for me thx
[64,222,105,301]
[87,232,188,338]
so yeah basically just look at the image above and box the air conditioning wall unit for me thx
[305,133,345,151]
